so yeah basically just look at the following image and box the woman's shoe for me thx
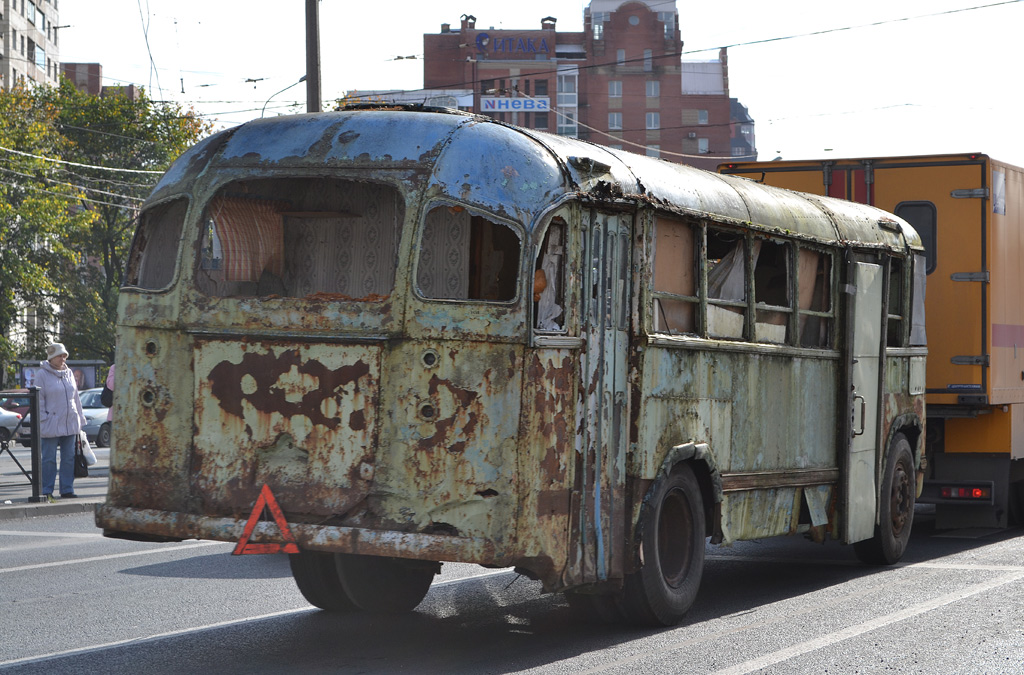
[60,493,78,499]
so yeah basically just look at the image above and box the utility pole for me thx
[305,0,322,112]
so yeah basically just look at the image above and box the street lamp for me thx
[261,76,307,118]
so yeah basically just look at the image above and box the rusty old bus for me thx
[96,107,926,625]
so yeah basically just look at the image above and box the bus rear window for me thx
[196,178,402,300]
[417,205,521,302]
[125,198,188,291]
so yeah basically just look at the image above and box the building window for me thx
[608,112,622,130]
[556,73,577,107]
[557,109,577,137]
[646,112,660,130]
[699,109,709,125]
[535,80,548,96]
[658,12,675,40]
[698,138,709,154]
[592,11,609,40]
[26,1,36,24]
[731,147,747,157]
[608,80,622,98]
[646,80,659,98]
[646,145,660,158]
[534,112,549,130]
[643,49,653,71]
[608,144,623,150]
[616,49,625,66]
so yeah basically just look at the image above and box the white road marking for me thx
[710,570,1024,675]
[0,541,225,574]
[0,529,106,539]
[0,567,514,668]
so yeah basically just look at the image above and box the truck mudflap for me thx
[95,503,503,563]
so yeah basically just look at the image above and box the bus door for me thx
[844,259,885,542]
[570,209,631,583]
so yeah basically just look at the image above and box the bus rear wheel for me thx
[854,433,915,565]
[336,554,439,613]
[620,463,706,626]
[288,551,358,611]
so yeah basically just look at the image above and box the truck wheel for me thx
[619,462,706,626]
[1009,482,1024,527]
[855,434,915,565]
[336,555,439,613]
[288,551,358,611]
[97,423,111,448]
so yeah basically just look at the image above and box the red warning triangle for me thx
[233,484,300,555]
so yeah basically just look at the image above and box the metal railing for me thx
[0,387,41,501]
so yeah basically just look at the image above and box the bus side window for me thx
[534,219,566,331]
[418,205,521,302]
[753,239,791,344]
[707,229,748,339]
[652,218,696,334]
[125,197,189,291]
[797,248,833,348]
[887,256,906,347]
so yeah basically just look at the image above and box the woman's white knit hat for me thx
[45,342,69,360]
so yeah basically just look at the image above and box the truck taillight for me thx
[939,486,991,500]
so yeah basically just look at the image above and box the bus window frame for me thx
[413,200,526,307]
[894,201,937,275]
[123,196,191,294]
[647,216,838,349]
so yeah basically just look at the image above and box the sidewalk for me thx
[0,442,109,521]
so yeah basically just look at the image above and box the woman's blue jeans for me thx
[40,434,76,496]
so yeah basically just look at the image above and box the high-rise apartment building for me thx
[1,0,60,89]
[420,1,756,169]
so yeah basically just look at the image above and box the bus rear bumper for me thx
[95,504,502,564]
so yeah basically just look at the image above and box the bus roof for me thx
[148,108,919,250]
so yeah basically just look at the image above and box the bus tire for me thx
[620,462,706,626]
[336,554,438,613]
[288,551,358,611]
[854,433,915,565]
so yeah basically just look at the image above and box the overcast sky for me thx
[57,0,1024,166]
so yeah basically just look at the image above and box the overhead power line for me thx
[0,146,164,174]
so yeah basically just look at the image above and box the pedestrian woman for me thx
[37,342,87,502]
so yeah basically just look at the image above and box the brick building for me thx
[420,0,756,169]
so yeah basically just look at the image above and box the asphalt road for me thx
[1,508,1022,674]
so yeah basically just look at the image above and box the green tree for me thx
[0,79,210,382]
[0,82,93,385]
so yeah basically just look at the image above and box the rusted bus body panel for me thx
[635,340,841,543]
[192,340,381,519]
[374,339,523,546]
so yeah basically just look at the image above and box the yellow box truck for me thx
[721,153,1024,528]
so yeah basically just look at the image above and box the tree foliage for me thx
[0,79,210,383]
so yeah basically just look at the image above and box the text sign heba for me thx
[481,97,550,112]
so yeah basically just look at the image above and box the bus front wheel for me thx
[620,462,706,626]
[288,551,358,611]
[854,433,915,565]
[336,554,439,613]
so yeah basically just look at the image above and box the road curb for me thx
[0,500,102,521]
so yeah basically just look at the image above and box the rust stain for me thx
[208,350,370,428]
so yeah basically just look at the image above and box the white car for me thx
[16,387,112,448]
[0,407,23,443]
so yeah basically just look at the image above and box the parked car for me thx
[0,407,23,443]
[16,387,111,448]
[0,389,31,417]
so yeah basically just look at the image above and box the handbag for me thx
[79,430,97,466]
[74,434,89,478]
